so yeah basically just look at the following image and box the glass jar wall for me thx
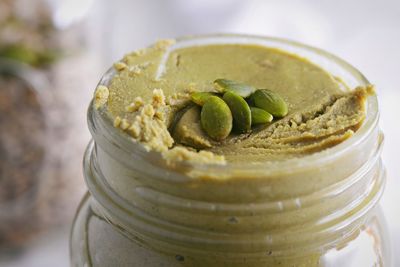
[70,35,391,267]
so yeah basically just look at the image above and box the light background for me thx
[3,0,399,266]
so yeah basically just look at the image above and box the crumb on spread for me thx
[152,89,166,108]
[128,65,142,76]
[94,85,109,109]
[114,62,127,71]
[121,39,175,65]
[120,118,130,130]
[113,116,122,127]
[126,97,144,112]
[132,50,144,56]
[154,39,176,50]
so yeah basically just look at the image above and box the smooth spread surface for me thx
[96,40,371,163]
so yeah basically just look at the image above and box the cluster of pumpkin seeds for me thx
[190,79,288,141]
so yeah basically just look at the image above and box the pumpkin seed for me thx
[214,78,256,98]
[252,89,288,117]
[191,92,215,106]
[222,91,251,133]
[201,96,232,140]
[250,107,273,125]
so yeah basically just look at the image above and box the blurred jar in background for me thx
[0,60,49,248]
[0,0,101,250]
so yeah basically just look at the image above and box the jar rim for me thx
[90,33,379,177]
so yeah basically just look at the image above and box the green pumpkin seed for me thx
[250,107,273,125]
[191,92,215,106]
[252,89,288,117]
[222,91,251,133]
[214,79,256,98]
[201,96,232,140]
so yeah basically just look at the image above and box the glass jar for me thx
[70,35,391,267]
[0,59,48,248]
[0,57,90,256]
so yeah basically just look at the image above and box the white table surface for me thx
[2,0,399,266]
